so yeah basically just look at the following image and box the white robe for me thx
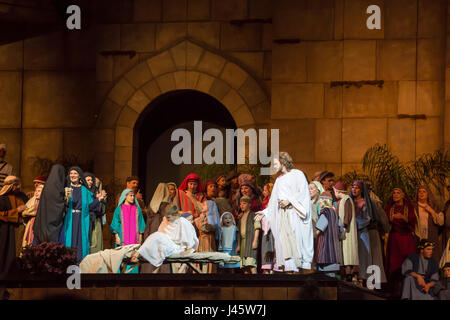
[261,169,314,271]
[138,216,199,267]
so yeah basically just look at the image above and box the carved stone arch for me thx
[96,40,270,181]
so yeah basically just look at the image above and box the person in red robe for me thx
[178,173,206,219]
[385,187,417,297]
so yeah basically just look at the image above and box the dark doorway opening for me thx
[133,90,237,202]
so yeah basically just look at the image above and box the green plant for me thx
[31,154,94,177]
[339,144,449,207]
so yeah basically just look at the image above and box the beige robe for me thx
[79,244,140,273]
[337,195,359,266]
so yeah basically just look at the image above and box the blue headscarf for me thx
[351,180,375,223]
[118,188,141,211]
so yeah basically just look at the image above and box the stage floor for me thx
[1,273,387,300]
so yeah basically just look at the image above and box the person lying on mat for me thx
[130,205,198,266]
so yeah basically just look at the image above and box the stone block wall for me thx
[272,0,447,178]
[0,28,96,193]
[0,0,448,194]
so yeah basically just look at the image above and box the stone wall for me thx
[0,29,96,193]
[0,0,448,194]
[272,0,447,177]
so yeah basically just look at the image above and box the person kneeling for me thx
[131,206,199,271]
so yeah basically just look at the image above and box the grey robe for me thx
[401,256,439,300]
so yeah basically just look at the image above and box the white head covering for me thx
[149,183,170,213]
[218,212,237,251]
[0,175,19,196]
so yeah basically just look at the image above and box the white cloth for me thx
[79,244,140,273]
[138,216,198,267]
[261,169,313,271]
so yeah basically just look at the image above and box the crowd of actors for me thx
[0,144,449,300]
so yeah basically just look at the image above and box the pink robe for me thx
[122,204,138,245]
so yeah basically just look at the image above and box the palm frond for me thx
[342,143,449,207]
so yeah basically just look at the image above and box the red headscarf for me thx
[33,176,47,184]
[178,173,203,193]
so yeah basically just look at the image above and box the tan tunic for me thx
[337,196,359,266]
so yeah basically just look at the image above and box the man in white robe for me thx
[255,152,314,272]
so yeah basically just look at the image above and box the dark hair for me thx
[166,205,179,216]
[319,171,335,183]
[126,176,139,183]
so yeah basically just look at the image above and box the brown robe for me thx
[140,203,170,273]
[0,192,27,279]
[194,214,218,273]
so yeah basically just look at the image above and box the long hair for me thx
[264,183,274,196]
[414,185,438,211]
[278,152,294,170]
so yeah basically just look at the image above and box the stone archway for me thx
[96,39,270,182]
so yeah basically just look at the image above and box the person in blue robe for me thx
[59,167,104,264]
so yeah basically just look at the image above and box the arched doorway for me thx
[133,90,237,201]
[95,39,270,197]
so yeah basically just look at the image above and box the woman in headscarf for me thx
[414,185,444,261]
[145,182,181,241]
[309,181,324,227]
[84,172,106,254]
[194,179,221,273]
[33,164,66,244]
[350,180,373,283]
[146,183,171,237]
[21,183,44,249]
[141,182,177,273]
[167,182,179,208]
[60,166,105,263]
[110,188,145,273]
[385,187,417,294]
[178,173,205,219]
[232,178,262,220]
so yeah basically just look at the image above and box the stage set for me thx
[0,0,449,302]
[2,273,386,300]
